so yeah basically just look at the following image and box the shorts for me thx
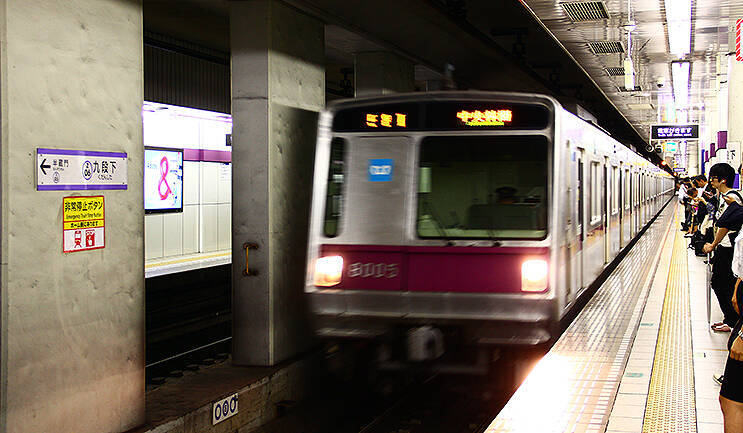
[721,356,743,403]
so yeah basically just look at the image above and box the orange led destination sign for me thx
[365,112,407,128]
[456,109,513,126]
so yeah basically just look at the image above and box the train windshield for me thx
[417,135,549,240]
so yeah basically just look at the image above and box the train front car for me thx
[305,92,560,360]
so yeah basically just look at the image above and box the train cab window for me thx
[417,135,548,240]
[323,138,346,237]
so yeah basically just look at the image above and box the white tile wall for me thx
[145,214,164,260]
[201,163,220,205]
[201,204,219,253]
[218,203,231,251]
[184,161,200,205]
[162,213,183,257]
[218,164,231,203]
[183,205,199,255]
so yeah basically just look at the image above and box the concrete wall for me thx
[231,0,324,365]
[0,1,144,432]
[355,51,415,97]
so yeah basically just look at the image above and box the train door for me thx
[618,164,624,248]
[632,171,642,236]
[564,141,575,305]
[577,150,585,289]
[603,158,609,264]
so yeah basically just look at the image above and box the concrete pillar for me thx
[230,0,324,366]
[0,1,144,433]
[355,51,415,97]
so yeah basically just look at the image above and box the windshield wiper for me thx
[422,199,454,246]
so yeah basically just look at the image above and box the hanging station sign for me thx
[651,125,699,140]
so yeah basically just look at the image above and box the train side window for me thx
[624,169,630,210]
[612,166,619,215]
[590,161,600,224]
[323,137,346,237]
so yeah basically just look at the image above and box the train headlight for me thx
[521,259,548,292]
[314,255,343,287]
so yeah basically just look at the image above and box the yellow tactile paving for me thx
[144,251,231,268]
[642,213,697,433]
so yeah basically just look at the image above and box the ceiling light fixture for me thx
[672,61,691,109]
[663,0,692,58]
[624,16,636,90]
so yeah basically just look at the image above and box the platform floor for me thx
[487,200,729,433]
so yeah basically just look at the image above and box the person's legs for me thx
[712,247,739,327]
[720,396,743,433]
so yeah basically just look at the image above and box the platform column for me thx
[0,1,144,432]
[230,0,324,366]
[354,51,415,97]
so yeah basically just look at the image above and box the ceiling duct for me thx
[559,1,610,22]
[588,41,625,54]
[605,67,626,77]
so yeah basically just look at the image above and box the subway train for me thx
[304,91,674,361]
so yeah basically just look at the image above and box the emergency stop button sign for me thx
[63,196,105,253]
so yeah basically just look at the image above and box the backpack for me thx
[689,227,713,256]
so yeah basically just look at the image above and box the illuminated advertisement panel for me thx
[144,147,183,213]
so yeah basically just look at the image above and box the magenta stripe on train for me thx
[320,244,549,293]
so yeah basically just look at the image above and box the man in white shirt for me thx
[704,163,743,332]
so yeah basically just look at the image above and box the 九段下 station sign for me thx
[36,148,127,191]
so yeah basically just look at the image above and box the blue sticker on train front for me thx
[368,159,394,182]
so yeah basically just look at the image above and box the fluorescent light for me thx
[624,57,635,90]
[627,103,655,110]
[672,61,691,109]
[664,0,692,58]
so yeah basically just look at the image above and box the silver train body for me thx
[305,91,674,348]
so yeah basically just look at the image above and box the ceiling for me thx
[519,0,743,146]
[143,0,743,171]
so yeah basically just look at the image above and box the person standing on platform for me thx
[722,235,743,432]
[703,163,743,333]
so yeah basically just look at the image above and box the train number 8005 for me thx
[347,262,399,279]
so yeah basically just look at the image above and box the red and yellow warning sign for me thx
[63,196,105,253]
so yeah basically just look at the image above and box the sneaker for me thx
[712,323,733,332]
[714,374,724,386]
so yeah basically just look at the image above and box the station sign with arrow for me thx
[36,148,128,191]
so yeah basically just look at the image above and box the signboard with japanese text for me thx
[651,125,699,140]
[37,148,127,191]
[63,196,105,253]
